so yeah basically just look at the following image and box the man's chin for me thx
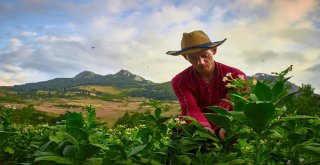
[196,66,211,73]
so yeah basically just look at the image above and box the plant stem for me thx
[254,135,261,165]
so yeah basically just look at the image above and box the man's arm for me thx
[171,76,212,129]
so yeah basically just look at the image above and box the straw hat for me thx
[166,30,226,56]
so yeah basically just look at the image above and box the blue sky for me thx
[0,0,320,93]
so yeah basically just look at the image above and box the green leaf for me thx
[175,155,192,165]
[272,81,285,100]
[244,102,275,132]
[62,145,76,158]
[229,111,250,125]
[137,127,153,143]
[192,130,219,141]
[89,132,109,150]
[254,82,273,101]
[128,144,147,157]
[104,144,126,160]
[0,131,14,145]
[180,138,199,152]
[78,144,100,161]
[229,94,249,103]
[297,143,320,157]
[205,114,232,131]
[207,106,231,116]
[35,156,73,164]
[4,147,14,154]
[156,117,171,125]
[49,132,64,143]
[221,152,238,162]
[154,108,161,118]
[65,112,84,128]
[274,92,297,107]
[66,126,88,142]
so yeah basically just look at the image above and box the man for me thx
[166,30,246,138]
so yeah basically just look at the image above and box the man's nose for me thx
[197,57,206,64]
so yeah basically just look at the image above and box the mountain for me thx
[249,73,300,93]
[5,70,302,100]
[12,69,152,91]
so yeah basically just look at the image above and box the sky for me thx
[0,0,319,93]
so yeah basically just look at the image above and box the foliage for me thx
[286,84,320,116]
[0,66,320,164]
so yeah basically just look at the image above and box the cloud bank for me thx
[0,0,319,93]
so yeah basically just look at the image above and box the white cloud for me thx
[8,38,22,51]
[1,0,319,93]
[21,31,37,37]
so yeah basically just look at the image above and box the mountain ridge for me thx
[2,69,304,100]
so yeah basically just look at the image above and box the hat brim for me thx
[166,38,226,56]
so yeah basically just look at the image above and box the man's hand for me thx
[204,127,225,140]
[219,128,225,140]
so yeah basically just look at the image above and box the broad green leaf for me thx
[4,147,14,154]
[0,131,14,145]
[205,114,232,131]
[249,94,259,102]
[78,144,100,161]
[296,143,320,157]
[267,130,283,139]
[272,81,285,100]
[65,112,84,128]
[154,108,161,118]
[303,143,320,156]
[66,126,88,142]
[229,93,249,104]
[62,145,75,158]
[156,117,171,125]
[229,111,251,125]
[207,106,231,116]
[192,130,219,141]
[35,156,73,164]
[254,82,273,101]
[137,127,153,143]
[175,155,192,165]
[244,102,275,132]
[104,144,126,160]
[150,159,162,165]
[89,132,109,150]
[274,92,297,107]
[180,138,198,152]
[49,132,64,143]
[61,131,78,145]
[221,152,238,162]
[128,144,147,157]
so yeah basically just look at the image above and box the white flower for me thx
[238,74,245,80]
[222,76,228,82]
[226,72,232,77]
[180,120,186,124]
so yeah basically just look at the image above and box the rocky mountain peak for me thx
[115,69,134,77]
[74,71,97,79]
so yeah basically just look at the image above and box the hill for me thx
[2,70,302,100]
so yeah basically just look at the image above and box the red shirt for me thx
[171,62,246,130]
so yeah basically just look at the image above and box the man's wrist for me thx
[214,127,221,136]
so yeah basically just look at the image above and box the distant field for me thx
[0,97,180,127]
[77,85,122,95]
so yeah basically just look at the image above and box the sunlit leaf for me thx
[255,82,273,101]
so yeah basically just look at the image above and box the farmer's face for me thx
[186,48,216,74]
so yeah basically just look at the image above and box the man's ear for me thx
[211,47,217,55]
